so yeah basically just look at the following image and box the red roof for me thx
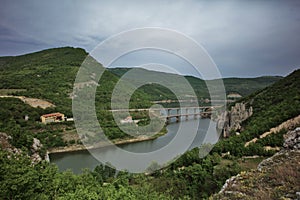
[41,112,63,118]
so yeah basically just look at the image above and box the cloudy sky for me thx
[1,0,300,78]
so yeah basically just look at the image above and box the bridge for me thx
[160,106,219,124]
[110,105,222,124]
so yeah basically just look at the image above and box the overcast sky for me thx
[1,0,300,78]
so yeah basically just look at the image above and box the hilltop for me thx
[0,47,87,115]
[213,69,300,158]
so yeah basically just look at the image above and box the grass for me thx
[238,157,266,171]
[217,157,265,172]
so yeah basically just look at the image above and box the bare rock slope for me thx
[213,127,300,200]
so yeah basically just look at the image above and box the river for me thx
[50,118,220,174]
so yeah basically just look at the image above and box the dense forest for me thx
[0,47,299,199]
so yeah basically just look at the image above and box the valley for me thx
[0,47,299,199]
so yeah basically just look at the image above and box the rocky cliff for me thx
[213,127,300,200]
[31,137,50,163]
[0,132,21,154]
[0,132,49,163]
[216,102,253,137]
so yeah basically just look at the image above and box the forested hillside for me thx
[213,69,300,157]
[0,47,282,143]
[109,67,282,99]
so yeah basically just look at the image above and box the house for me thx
[120,116,134,124]
[227,93,242,100]
[41,112,65,124]
[120,116,140,125]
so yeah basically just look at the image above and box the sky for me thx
[0,0,300,78]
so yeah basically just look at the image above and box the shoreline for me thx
[48,131,166,154]
[47,116,215,155]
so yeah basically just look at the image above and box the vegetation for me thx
[0,146,244,200]
[0,97,70,152]
[212,69,300,157]
[213,151,300,200]
[0,150,171,200]
[109,68,282,100]
[0,47,281,143]
[0,47,298,199]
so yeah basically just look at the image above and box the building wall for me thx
[41,113,65,124]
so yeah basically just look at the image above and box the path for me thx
[245,114,300,147]
[0,95,55,109]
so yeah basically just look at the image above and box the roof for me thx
[227,93,242,98]
[41,112,64,118]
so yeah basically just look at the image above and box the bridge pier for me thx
[176,116,180,123]
[167,109,171,116]
[186,108,189,120]
[166,117,170,124]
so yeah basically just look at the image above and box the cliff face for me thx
[217,103,253,137]
[31,138,49,163]
[213,127,300,200]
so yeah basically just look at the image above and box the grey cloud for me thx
[0,0,299,77]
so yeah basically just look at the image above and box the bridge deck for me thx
[165,111,215,118]
[109,105,222,112]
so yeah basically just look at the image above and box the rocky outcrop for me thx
[283,127,300,150]
[30,138,43,163]
[0,133,48,164]
[216,103,253,137]
[257,127,300,172]
[0,132,21,154]
[213,127,300,200]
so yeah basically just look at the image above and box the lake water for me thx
[50,118,220,174]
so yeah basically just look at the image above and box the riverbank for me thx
[48,129,167,154]
[50,118,218,173]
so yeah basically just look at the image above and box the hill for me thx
[213,69,300,157]
[0,47,282,111]
[0,47,156,145]
[0,47,87,115]
[0,47,283,142]
[109,67,282,99]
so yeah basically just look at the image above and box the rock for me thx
[296,192,300,199]
[283,127,300,150]
[216,103,253,137]
[214,128,300,199]
[31,153,42,163]
[30,138,43,164]
[258,127,300,171]
[45,151,50,162]
[0,132,20,154]
[32,138,42,152]
[1,133,47,164]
